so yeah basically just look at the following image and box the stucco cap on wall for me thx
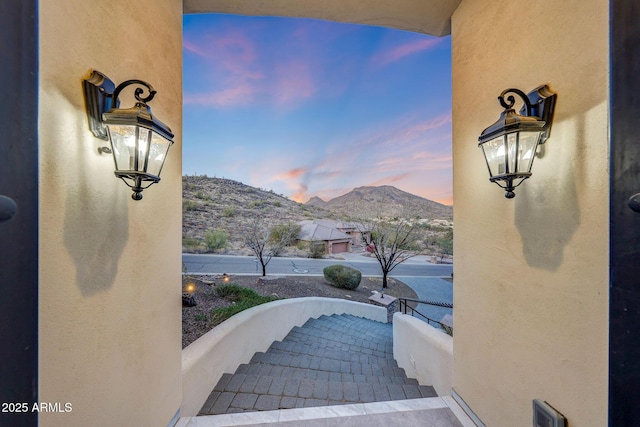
[183,0,461,36]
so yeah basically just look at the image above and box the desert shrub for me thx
[211,285,280,325]
[309,242,325,259]
[183,200,199,211]
[323,265,362,290]
[222,206,236,217]
[269,222,301,246]
[204,229,227,252]
[183,236,201,250]
[436,230,453,255]
[194,190,211,201]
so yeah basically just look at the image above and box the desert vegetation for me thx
[323,265,362,290]
[182,175,453,258]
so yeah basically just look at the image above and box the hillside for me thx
[182,175,337,254]
[182,176,453,256]
[311,185,453,220]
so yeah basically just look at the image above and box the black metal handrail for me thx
[398,297,453,309]
[398,297,453,330]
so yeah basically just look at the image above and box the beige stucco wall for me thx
[451,1,609,426]
[38,1,183,426]
[393,313,453,397]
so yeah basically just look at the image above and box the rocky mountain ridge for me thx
[306,185,452,220]
[182,176,452,255]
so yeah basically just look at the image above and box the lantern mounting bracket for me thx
[83,70,116,142]
[83,71,158,143]
[509,85,557,144]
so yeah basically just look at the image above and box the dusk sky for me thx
[183,14,453,205]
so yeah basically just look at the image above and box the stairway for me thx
[199,313,436,415]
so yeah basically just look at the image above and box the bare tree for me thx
[358,218,422,289]
[244,217,300,276]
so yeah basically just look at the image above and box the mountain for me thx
[305,196,327,208]
[308,185,452,220]
[182,176,452,255]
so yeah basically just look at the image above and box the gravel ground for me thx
[182,274,418,348]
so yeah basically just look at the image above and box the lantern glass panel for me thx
[147,131,172,177]
[481,135,507,177]
[506,132,518,174]
[515,131,543,174]
[108,124,140,171]
[108,123,172,177]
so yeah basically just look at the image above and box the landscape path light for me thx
[83,70,174,200]
[478,85,556,198]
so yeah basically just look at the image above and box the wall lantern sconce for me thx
[478,85,556,198]
[83,70,174,200]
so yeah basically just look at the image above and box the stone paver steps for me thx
[199,314,436,415]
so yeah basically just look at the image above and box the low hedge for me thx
[323,265,362,290]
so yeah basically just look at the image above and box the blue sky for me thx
[183,14,452,205]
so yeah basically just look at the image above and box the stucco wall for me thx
[38,1,183,426]
[451,1,609,426]
[393,313,453,397]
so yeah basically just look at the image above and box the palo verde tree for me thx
[244,217,300,276]
[358,217,422,289]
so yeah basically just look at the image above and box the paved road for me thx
[395,276,453,327]
[182,253,453,278]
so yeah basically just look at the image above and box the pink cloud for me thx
[183,84,257,107]
[184,29,257,63]
[272,60,317,106]
[185,25,323,109]
[402,181,453,206]
[184,29,267,107]
[366,173,412,187]
[348,112,451,155]
[272,167,308,181]
[372,38,442,68]
[411,152,452,169]
[291,184,309,203]
[402,114,451,137]
[183,39,210,58]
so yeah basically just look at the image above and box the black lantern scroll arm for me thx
[111,79,157,106]
[498,88,534,116]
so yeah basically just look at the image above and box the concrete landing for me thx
[177,396,476,427]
